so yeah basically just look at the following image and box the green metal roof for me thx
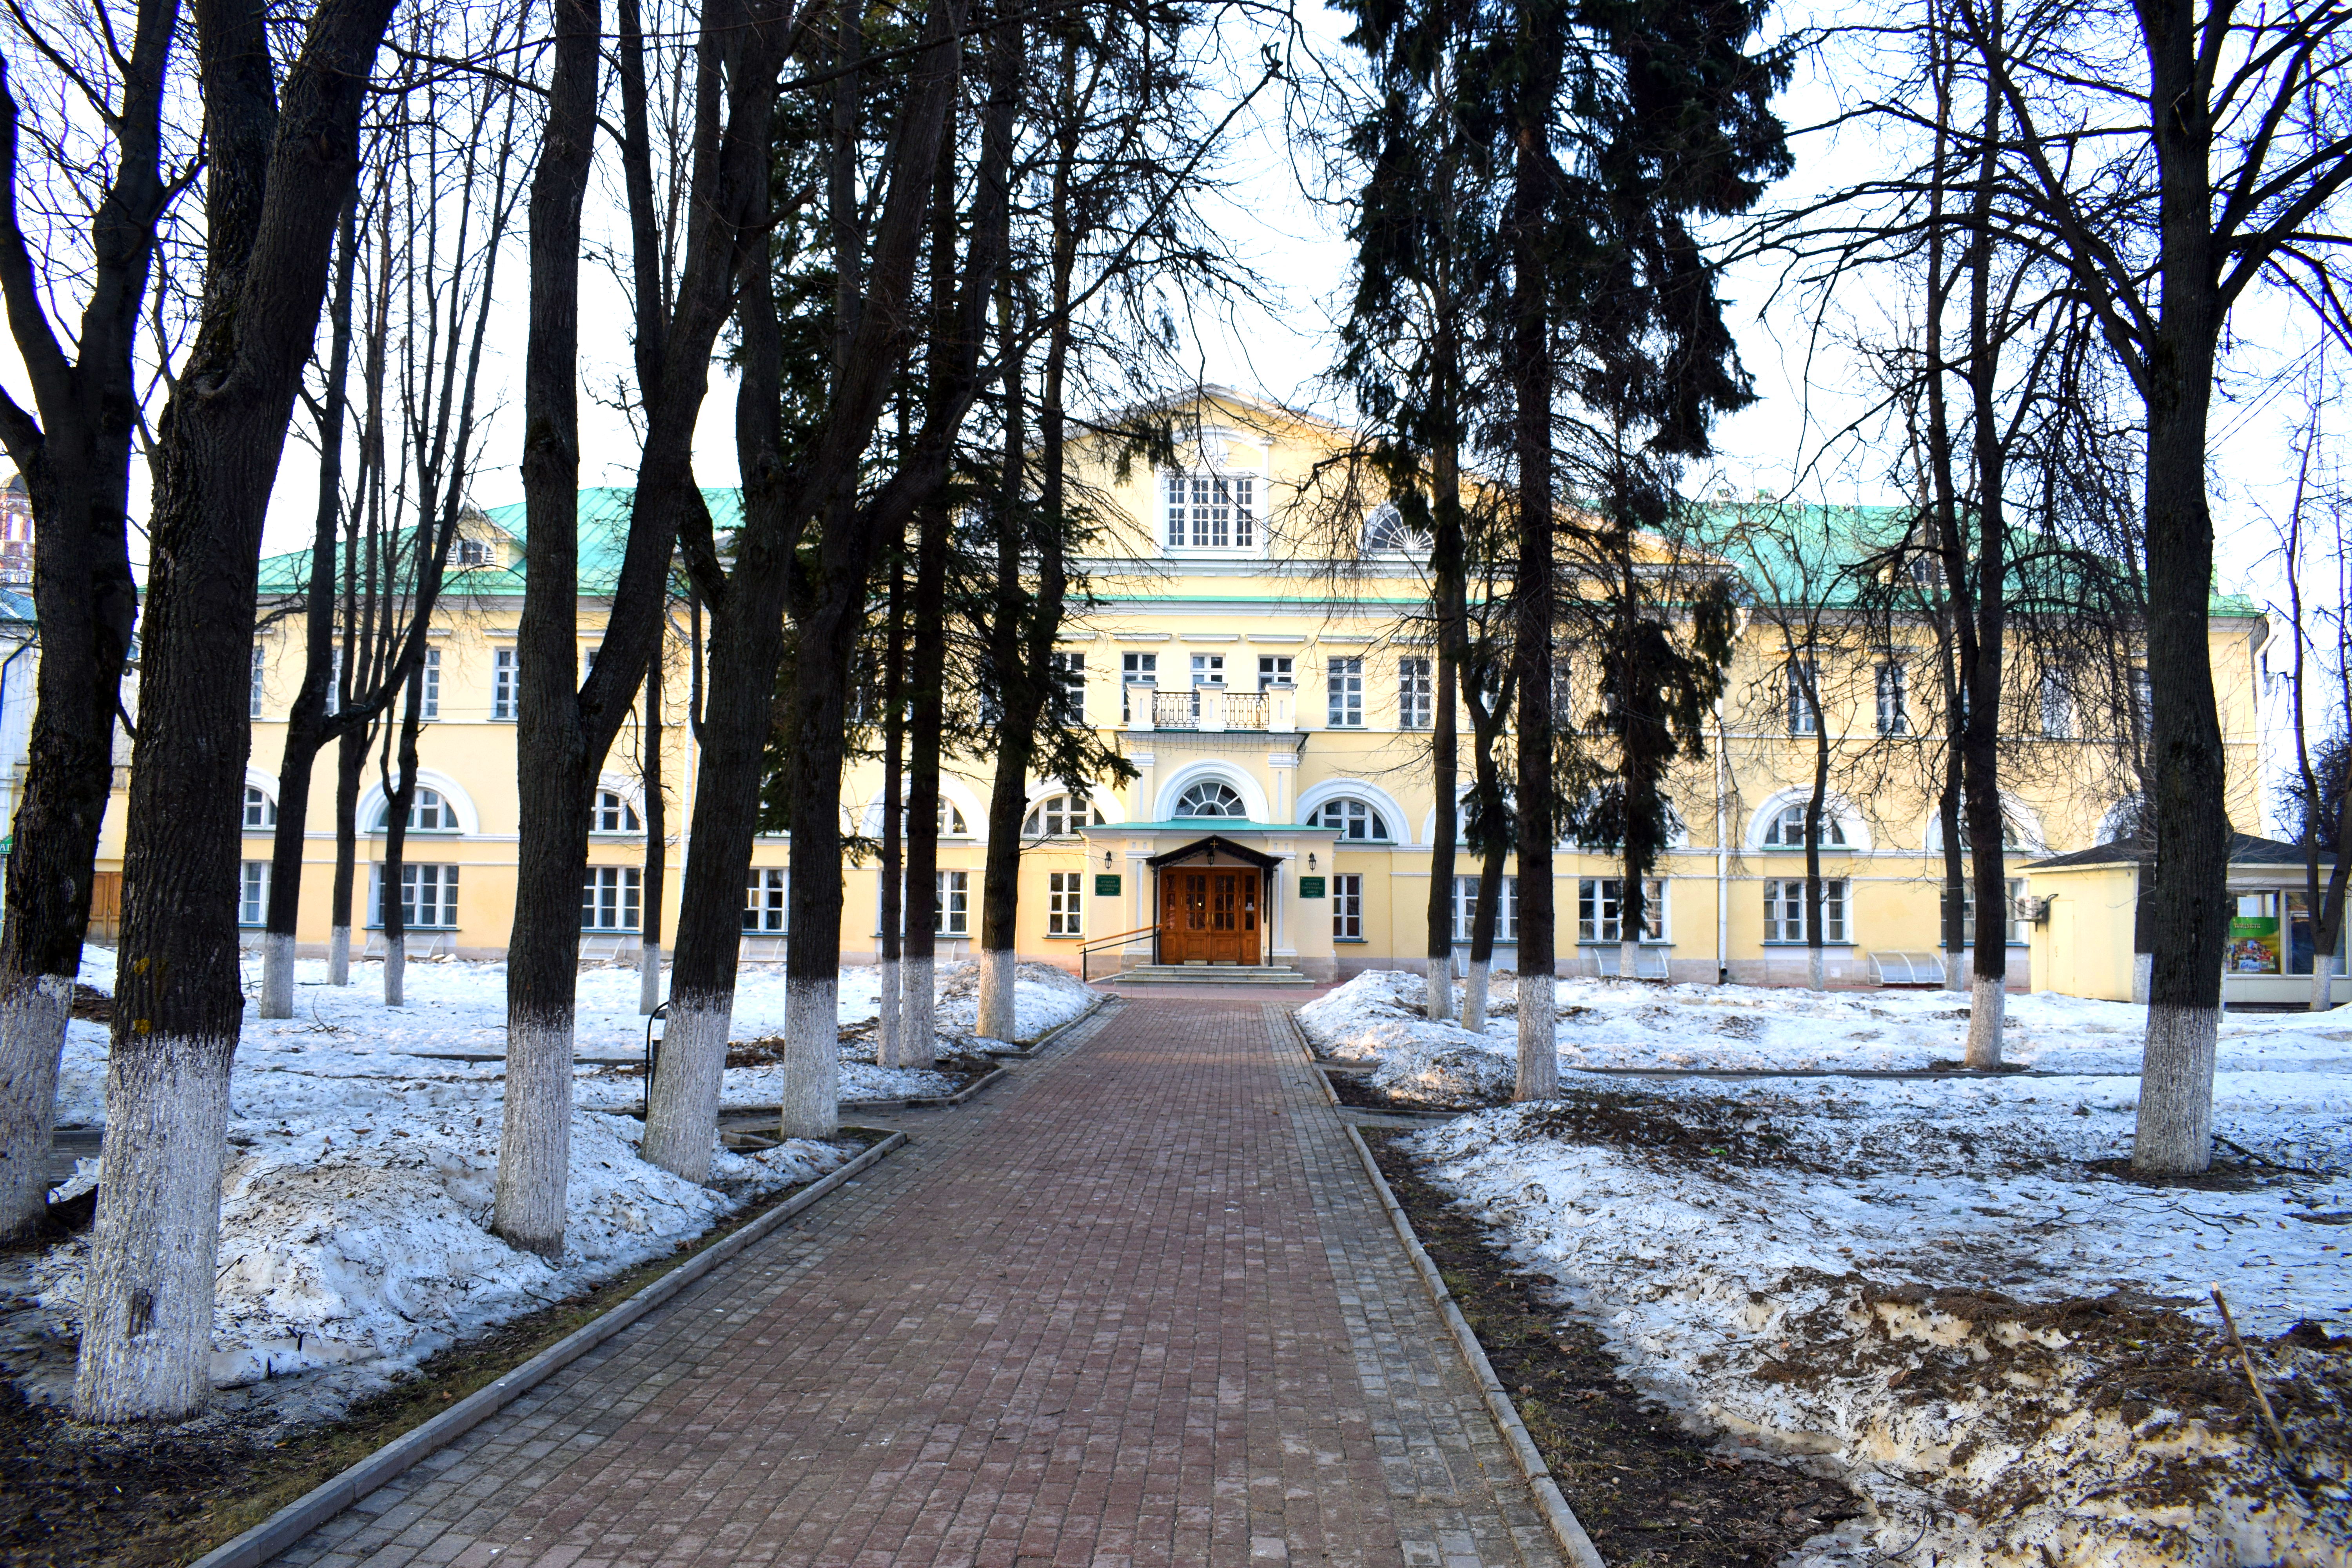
[254,487,744,597]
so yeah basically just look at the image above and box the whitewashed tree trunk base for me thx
[2131,953,2152,1005]
[1462,960,1490,1033]
[778,976,839,1140]
[0,975,73,1236]
[902,957,936,1070]
[2312,955,2337,1013]
[1945,952,1965,991]
[1623,941,1641,985]
[2134,1002,2217,1174]
[1426,960,1454,1022]
[73,1034,232,1422]
[327,926,351,987]
[975,947,1016,1043]
[1515,971,1557,1101]
[1807,946,1826,992]
[493,1017,574,1258]
[259,934,297,1019]
[642,996,731,1182]
[1964,972,2005,1067]
[877,958,902,1069]
[638,943,662,1016]
[384,936,406,1007]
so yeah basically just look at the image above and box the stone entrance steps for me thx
[1108,962,1315,987]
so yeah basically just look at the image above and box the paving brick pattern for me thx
[274,999,1560,1568]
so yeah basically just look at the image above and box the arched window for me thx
[1023,793,1104,837]
[243,786,277,829]
[1762,801,1845,848]
[378,788,456,832]
[1956,815,2022,851]
[937,797,969,836]
[1309,797,1390,841]
[594,790,642,832]
[1362,503,1429,557]
[1174,780,1245,818]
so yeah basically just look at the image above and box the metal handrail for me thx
[1078,923,1159,980]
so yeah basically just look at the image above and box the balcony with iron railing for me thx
[1131,683,1293,733]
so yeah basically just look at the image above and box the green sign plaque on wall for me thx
[1095,874,1122,897]
[1298,876,1327,899]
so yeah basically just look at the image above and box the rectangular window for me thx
[2039,669,2073,739]
[456,538,493,568]
[1398,657,1434,730]
[1550,648,1578,726]
[1164,472,1257,550]
[1960,877,2027,947]
[1049,651,1086,725]
[1577,878,1665,942]
[1327,657,1363,727]
[239,861,270,926]
[744,867,788,932]
[1449,875,1519,943]
[1764,878,1847,943]
[581,866,641,931]
[492,648,519,720]
[2131,667,2152,739]
[1122,652,1157,723]
[1787,658,1819,736]
[326,646,342,717]
[250,645,266,718]
[1332,873,1363,940]
[1257,655,1293,689]
[1047,871,1084,936]
[1875,661,1907,736]
[1191,652,1225,685]
[937,870,969,936]
[376,864,460,929]
[421,648,441,720]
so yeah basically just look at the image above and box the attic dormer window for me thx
[1165,471,1256,551]
[1362,503,1429,557]
[456,539,494,567]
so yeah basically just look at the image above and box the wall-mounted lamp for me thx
[1103,850,1114,869]
[1307,852,1317,871]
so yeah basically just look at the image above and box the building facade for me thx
[88,394,2290,993]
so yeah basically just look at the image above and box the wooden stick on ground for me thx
[2210,1284,2319,1511]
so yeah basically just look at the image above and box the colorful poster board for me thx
[2227,913,2282,973]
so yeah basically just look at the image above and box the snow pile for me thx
[1296,969,1521,1107]
[932,959,1097,1042]
[22,949,1009,1420]
[1407,1067,2352,1564]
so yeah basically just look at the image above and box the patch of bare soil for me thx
[1366,1132,1862,1566]
[68,985,111,1024]
[0,1133,880,1567]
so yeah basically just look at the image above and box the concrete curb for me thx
[189,1131,909,1568]
[976,990,1114,1058]
[1343,1123,1608,1568]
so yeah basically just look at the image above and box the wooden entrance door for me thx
[1160,867,1259,964]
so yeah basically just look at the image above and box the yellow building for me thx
[97,390,2285,994]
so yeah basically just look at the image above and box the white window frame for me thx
[1398,657,1433,731]
[1163,470,1258,552]
[1046,870,1084,936]
[1327,657,1364,728]
[250,645,266,719]
[456,538,494,568]
[593,789,643,833]
[380,787,457,834]
[1960,877,2027,947]
[239,861,270,926]
[1024,793,1103,838]
[1763,877,1848,944]
[2039,668,2074,739]
[374,862,461,929]
[1449,875,1519,943]
[421,648,441,720]
[243,785,277,829]
[326,646,342,717]
[937,869,969,935]
[581,866,641,931]
[1257,655,1293,690]
[1576,877,1666,943]
[1787,657,1820,737]
[492,648,519,720]
[1122,652,1157,722]
[1763,801,1846,848]
[1332,872,1363,940]
[1310,797,1389,841]
[1874,660,1906,736]
[744,867,788,932]
[1173,780,1246,818]
[1049,651,1086,725]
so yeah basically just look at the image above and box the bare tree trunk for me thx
[1426,425,1464,1021]
[1959,62,2009,1069]
[878,570,904,1066]
[328,724,363,984]
[1508,55,1558,1102]
[975,298,1032,1045]
[639,633,664,1015]
[0,0,177,1236]
[1805,687,1828,992]
[903,485,948,1069]
[76,0,398,1423]
[380,666,425,1007]
[497,0,602,1254]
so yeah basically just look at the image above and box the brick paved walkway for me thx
[278,1000,1562,1568]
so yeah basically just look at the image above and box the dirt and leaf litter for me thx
[1303,971,2352,1564]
